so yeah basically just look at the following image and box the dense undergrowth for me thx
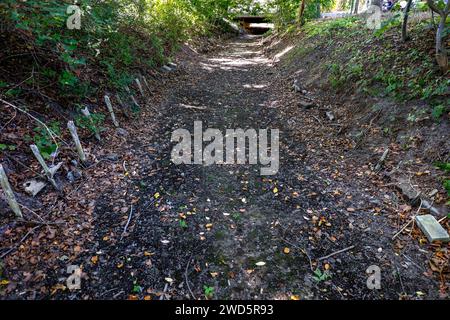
[0,1,235,103]
[282,16,449,116]
[0,0,239,159]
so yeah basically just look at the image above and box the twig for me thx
[120,205,134,240]
[318,245,355,261]
[160,283,169,301]
[392,199,423,240]
[185,257,197,300]
[1,99,61,154]
[312,115,323,127]
[0,226,41,259]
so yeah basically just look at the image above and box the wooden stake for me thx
[0,164,23,219]
[104,95,119,127]
[67,121,87,163]
[30,145,59,190]
[135,78,145,97]
[81,107,101,141]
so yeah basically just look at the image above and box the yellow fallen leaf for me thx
[144,251,154,256]
[205,223,213,229]
[290,295,301,300]
[144,295,152,300]
[324,263,331,270]
[154,192,160,199]
[210,272,219,278]
[117,262,124,269]
[283,247,290,254]
[273,187,278,194]
[0,280,9,286]
[91,256,98,264]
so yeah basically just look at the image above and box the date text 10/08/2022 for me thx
[175,304,275,317]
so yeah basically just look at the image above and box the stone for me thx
[292,79,302,92]
[298,99,316,109]
[396,178,420,204]
[325,111,335,121]
[116,128,129,137]
[67,170,82,184]
[415,215,450,243]
[23,180,47,197]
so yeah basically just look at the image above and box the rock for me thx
[67,170,82,184]
[298,99,316,109]
[325,111,335,121]
[292,79,302,92]
[415,215,450,243]
[105,154,119,161]
[116,128,129,137]
[396,178,420,204]
[23,180,46,197]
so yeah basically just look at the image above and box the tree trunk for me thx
[435,12,448,71]
[371,0,381,7]
[402,0,413,42]
[426,0,449,72]
[353,0,360,14]
[297,0,307,25]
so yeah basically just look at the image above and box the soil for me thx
[1,34,448,300]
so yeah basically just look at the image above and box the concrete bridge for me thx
[233,15,272,34]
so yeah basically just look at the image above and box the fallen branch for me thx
[185,257,197,300]
[120,205,134,240]
[0,164,23,219]
[318,245,355,261]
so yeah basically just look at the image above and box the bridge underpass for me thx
[233,15,273,34]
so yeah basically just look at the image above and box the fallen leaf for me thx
[165,277,174,283]
[283,247,290,254]
[255,261,266,266]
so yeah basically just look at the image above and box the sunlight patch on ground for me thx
[273,45,294,63]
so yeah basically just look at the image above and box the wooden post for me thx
[81,107,101,141]
[0,164,23,219]
[135,78,145,97]
[104,95,119,127]
[30,145,59,190]
[67,121,87,163]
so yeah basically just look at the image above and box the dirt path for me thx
[73,35,441,300]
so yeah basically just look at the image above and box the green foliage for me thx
[435,162,450,205]
[179,220,188,229]
[313,268,331,282]
[432,104,447,121]
[0,0,244,104]
[75,111,105,137]
[31,122,61,160]
[268,0,335,28]
[0,144,16,152]
[203,285,214,298]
